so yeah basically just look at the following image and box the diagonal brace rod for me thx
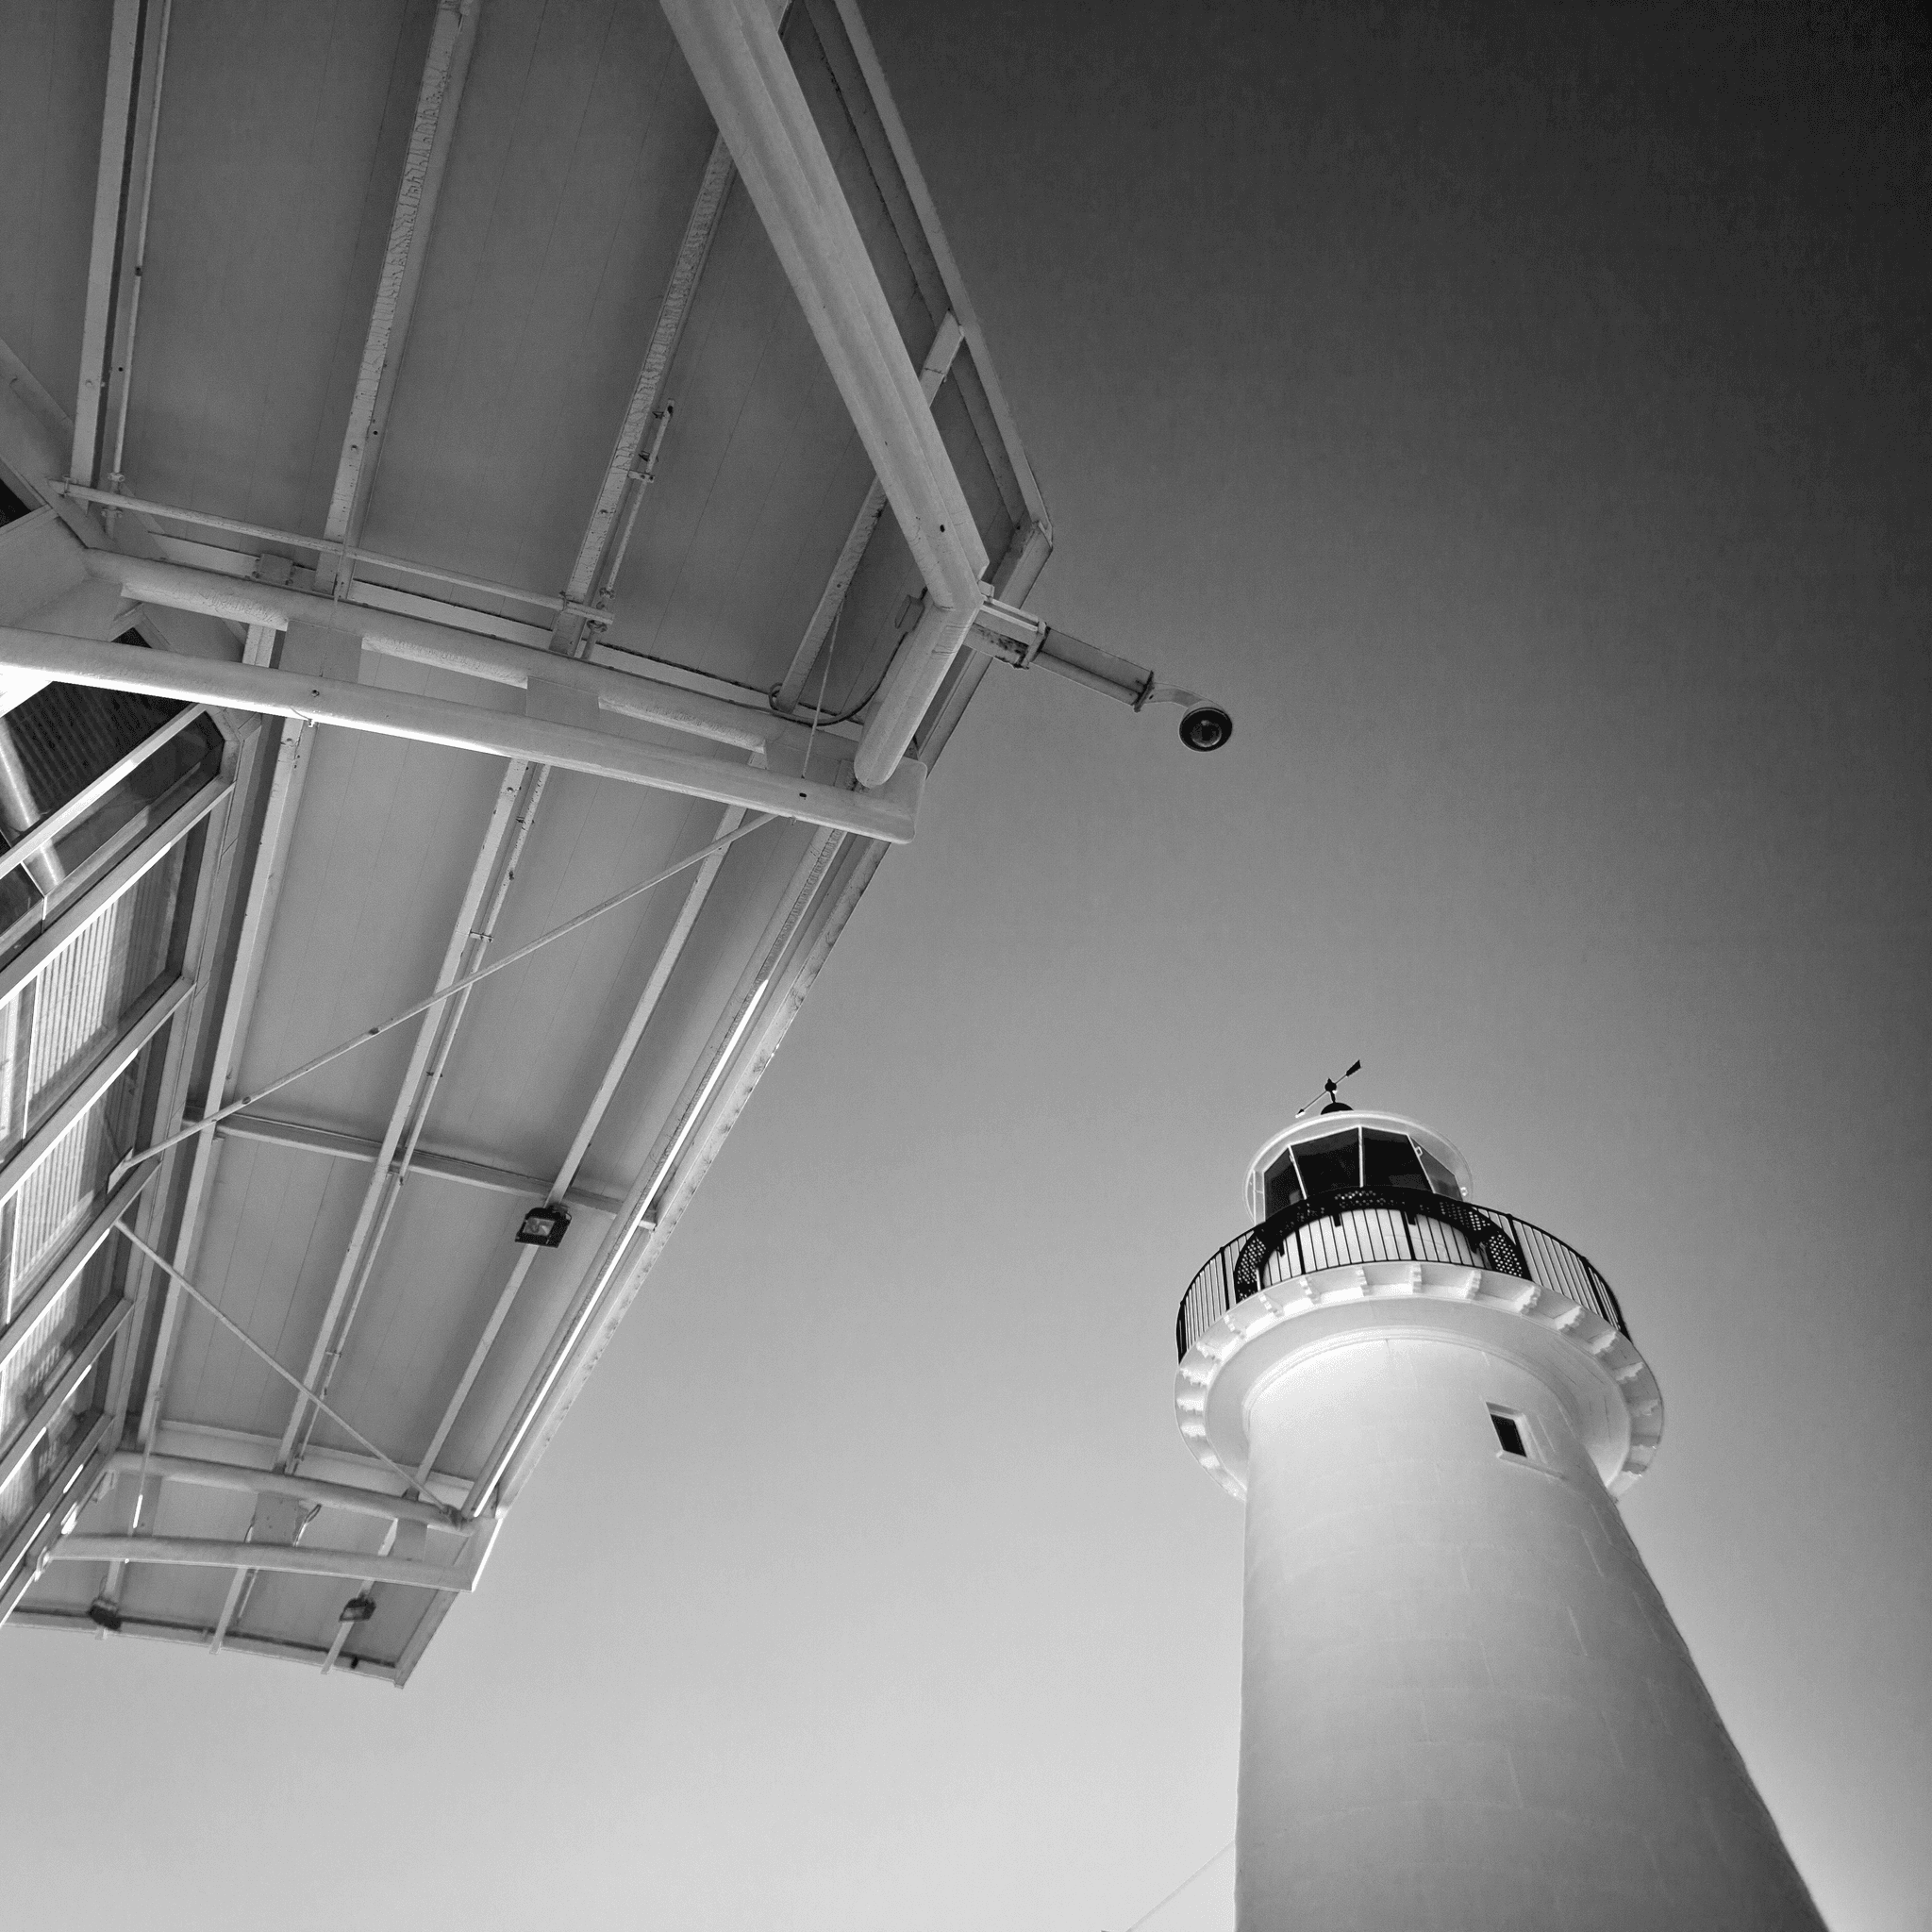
[111,813,776,1183]
[113,1224,458,1522]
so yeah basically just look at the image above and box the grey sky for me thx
[2,3,1925,1928]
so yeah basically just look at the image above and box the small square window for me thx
[1491,1411,1527,1458]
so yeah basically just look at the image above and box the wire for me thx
[802,591,841,777]
[114,1222,448,1515]
[1119,1840,1234,1932]
[108,812,778,1185]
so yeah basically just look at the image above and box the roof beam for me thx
[557,135,737,651]
[774,313,962,715]
[47,1534,475,1594]
[315,0,480,594]
[658,0,988,785]
[73,0,170,490]
[214,1112,623,1218]
[0,626,923,842]
[275,760,542,1472]
[105,1449,463,1531]
[411,797,744,1486]
[87,551,792,756]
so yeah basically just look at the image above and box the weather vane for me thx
[1292,1058,1362,1119]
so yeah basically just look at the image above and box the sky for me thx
[2,3,1927,1928]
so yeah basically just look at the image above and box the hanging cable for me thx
[109,811,778,1185]
[113,1222,455,1519]
[801,592,841,779]
[1119,1840,1234,1932]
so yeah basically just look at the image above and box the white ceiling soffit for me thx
[0,0,1048,1682]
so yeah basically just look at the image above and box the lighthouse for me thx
[1174,1102,1824,1929]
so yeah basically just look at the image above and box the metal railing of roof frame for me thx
[1175,1185,1627,1361]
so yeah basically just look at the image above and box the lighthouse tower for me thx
[1174,1103,1824,1930]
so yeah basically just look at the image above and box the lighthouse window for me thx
[1262,1153,1305,1219]
[1361,1128,1429,1192]
[1417,1146,1461,1199]
[1491,1410,1528,1458]
[1292,1129,1360,1199]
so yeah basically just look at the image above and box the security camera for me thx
[1178,704,1233,753]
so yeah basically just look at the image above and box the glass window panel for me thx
[1417,1147,1461,1198]
[1292,1129,1359,1199]
[1362,1128,1429,1191]
[1263,1153,1304,1219]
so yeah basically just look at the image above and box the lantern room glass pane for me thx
[1263,1153,1305,1219]
[1418,1147,1461,1198]
[1361,1128,1429,1191]
[1293,1129,1359,1198]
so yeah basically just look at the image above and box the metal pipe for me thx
[0,626,924,842]
[774,313,964,716]
[84,552,777,751]
[659,0,988,789]
[48,1534,473,1593]
[61,484,566,612]
[106,1449,463,1530]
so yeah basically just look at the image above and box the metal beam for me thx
[413,797,745,1485]
[0,627,923,841]
[558,135,736,649]
[658,0,988,786]
[316,0,480,595]
[72,0,147,486]
[467,822,853,1515]
[213,1113,623,1217]
[275,758,542,1471]
[133,720,310,1463]
[773,313,963,715]
[48,1534,475,1594]
[106,1450,463,1530]
[86,552,788,755]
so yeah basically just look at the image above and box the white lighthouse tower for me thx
[1174,1100,1824,1929]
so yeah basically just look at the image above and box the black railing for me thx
[1175,1185,1626,1360]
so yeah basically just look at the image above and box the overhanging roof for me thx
[0,0,1047,1682]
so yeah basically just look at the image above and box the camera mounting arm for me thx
[971,597,1233,752]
